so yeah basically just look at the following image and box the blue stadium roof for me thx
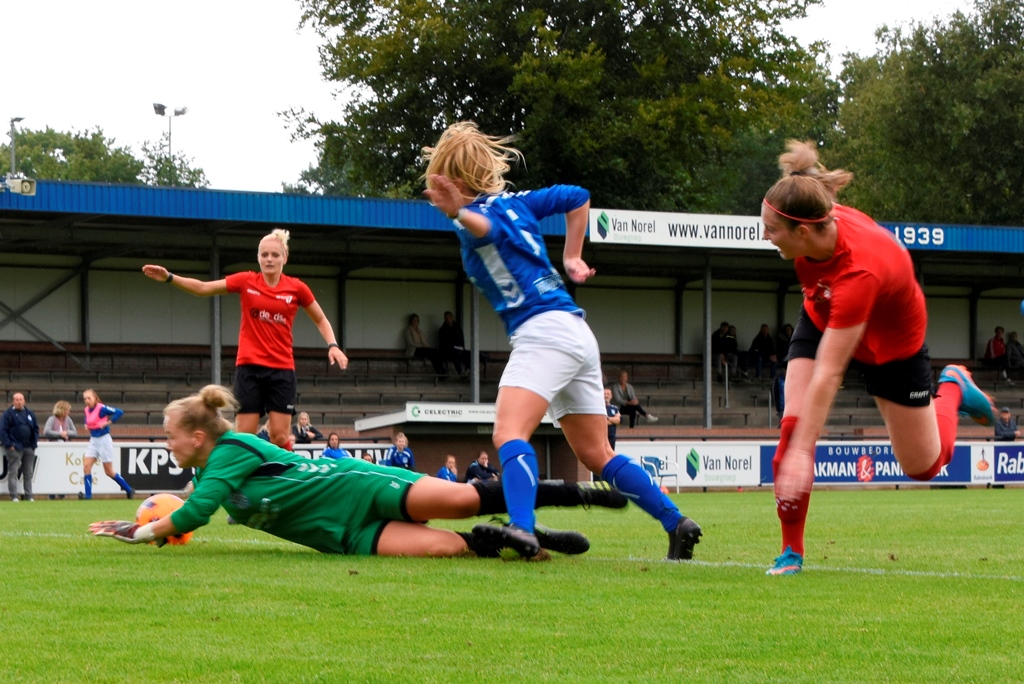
[0,180,571,236]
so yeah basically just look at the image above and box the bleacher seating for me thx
[2,342,1020,440]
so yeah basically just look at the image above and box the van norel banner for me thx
[589,208,1024,254]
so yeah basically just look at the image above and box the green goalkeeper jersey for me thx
[170,431,423,555]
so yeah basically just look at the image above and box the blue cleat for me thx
[766,546,803,576]
[938,365,996,426]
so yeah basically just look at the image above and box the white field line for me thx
[6,531,1022,582]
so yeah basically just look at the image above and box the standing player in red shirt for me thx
[760,141,996,575]
[143,229,348,448]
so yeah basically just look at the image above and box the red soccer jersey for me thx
[225,272,315,369]
[794,204,927,365]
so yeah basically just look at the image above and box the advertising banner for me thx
[757,442,973,485]
[989,443,1024,483]
[616,441,761,488]
[1,441,393,496]
[589,208,772,250]
[402,403,552,425]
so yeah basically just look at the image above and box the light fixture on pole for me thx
[152,103,188,157]
[9,117,24,174]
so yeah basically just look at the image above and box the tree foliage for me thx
[293,0,837,212]
[1,127,143,183]
[829,0,1024,225]
[1,127,208,188]
[140,135,210,188]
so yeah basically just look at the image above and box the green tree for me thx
[140,136,210,188]
[0,127,144,183]
[1,126,208,188]
[293,0,836,212]
[830,0,1024,225]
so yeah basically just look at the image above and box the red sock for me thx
[933,381,961,469]
[773,416,811,556]
[907,381,963,480]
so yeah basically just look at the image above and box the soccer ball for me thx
[135,493,193,546]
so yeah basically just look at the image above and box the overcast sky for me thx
[3,0,975,193]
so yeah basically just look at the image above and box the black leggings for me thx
[619,404,649,428]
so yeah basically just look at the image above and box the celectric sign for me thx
[404,403,553,424]
[590,208,774,250]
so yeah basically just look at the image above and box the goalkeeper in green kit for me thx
[90,385,625,558]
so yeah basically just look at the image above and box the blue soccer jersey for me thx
[457,185,589,336]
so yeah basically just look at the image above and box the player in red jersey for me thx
[142,229,347,449]
[760,141,996,575]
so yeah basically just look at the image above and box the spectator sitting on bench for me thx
[404,313,447,375]
[292,411,324,444]
[611,371,657,427]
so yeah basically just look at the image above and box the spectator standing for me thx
[81,389,133,500]
[143,229,348,449]
[1,392,39,502]
[983,326,1012,383]
[321,433,352,459]
[437,311,471,376]
[611,371,657,427]
[771,368,786,422]
[724,326,742,380]
[292,412,324,444]
[436,454,459,482]
[384,432,416,471]
[994,408,1019,441]
[710,321,730,382]
[465,450,500,483]
[44,400,78,442]
[1007,331,1024,378]
[405,314,447,375]
[604,388,621,449]
[749,324,778,379]
[777,323,794,364]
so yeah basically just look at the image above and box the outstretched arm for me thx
[142,265,229,297]
[304,301,349,369]
[775,323,865,501]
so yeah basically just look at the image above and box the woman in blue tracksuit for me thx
[422,122,701,560]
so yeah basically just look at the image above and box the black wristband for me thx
[165,273,174,283]
[327,342,339,350]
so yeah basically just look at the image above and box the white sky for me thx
[4,0,975,193]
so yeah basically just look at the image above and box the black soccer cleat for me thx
[666,516,702,561]
[535,524,590,555]
[576,481,628,509]
[471,522,541,558]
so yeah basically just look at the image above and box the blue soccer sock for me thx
[498,439,539,533]
[84,474,92,499]
[112,473,132,493]
[602,455,682,532]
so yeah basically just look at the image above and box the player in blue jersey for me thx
[422,121,702,560]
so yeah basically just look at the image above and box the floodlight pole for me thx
[9,117,24,174]
[152,104,187,157]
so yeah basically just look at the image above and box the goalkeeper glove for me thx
[89,520,165,546]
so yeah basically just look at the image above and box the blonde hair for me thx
[260,228,291,256]
[422,121,523,196]
[53,400,72,417]
[83,389,99,402]
[164,385,237,441]
[763,140,854,229]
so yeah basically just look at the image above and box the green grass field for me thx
[2,487,1021,683]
